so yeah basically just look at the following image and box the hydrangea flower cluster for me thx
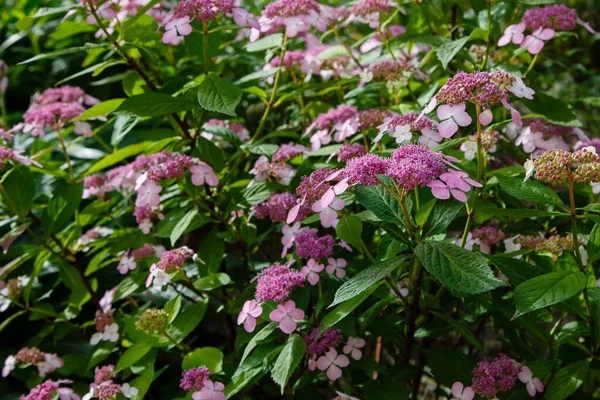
[14,85,98,137]
[146,246,195,288]
[249,154,297,186]
[375,112,439,146]
[253,192,310,223]
[2,347,63,378]
[349,0,393,28]
[304,327,343,355]
[0,145,41,170]
[304,105,359,150]
[514,234,577,258]
[200,119,250,143]
[463,226,506,254]
[136,309,169,334]
[180,366,212,392]
[255,262,305,303]
[337,143,366,162]
[471,354,520,398]
[530,147,600,185]
[509,118,588,154]
[117,243,165,275]
[421,71,534,137]
[252,0,335,39]
[19,379,78,400]
[363,59,416,86]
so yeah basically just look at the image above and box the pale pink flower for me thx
[281,222,301,257]
[136,181,162,207]
[342,337,365,360]
[451,382,475,400]
[117,253,136,275]
[479,109,493,126]
[507,77,535,100]
[163,17,193,45]
[301,259,325,286]
[521,27,554,54]
[316,348,350,381]
[312,197,345,228]
[419,128,442,148]
[269,300,304,334]
[325,258,346,279]
[193,380,225,400]
[232,8,259,29]
[190,163,218,186]
[498,23,526,46]
[2,355,16,377]
[310,129,331,150]
[237,300,263,333]
[437,104,472,138]
[427,170,481,202]
[518,366,544,397]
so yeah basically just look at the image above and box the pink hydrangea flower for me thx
[269,300,304,334]
[518,366,544,397]
[117,252,136,275]
[451,382,474,400]
[301,259,325,286]
[316,348,350,381]
[427,170,482,202]
[237,300,262,333]
[498,23,526,46]
[325,258,346,279]
[136,180,162,207]
[521,27,554,54]
[232,8,259,29]
[437,103,472,138]
[163,16,193,45]
[312,197,345,228]
[190,162,218,186]
[479,109,493,126]
[193,380,225,400]
[342,337,365,360]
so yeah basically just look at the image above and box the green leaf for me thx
[321,284,379,330]
[421,200,463,238]
[242,143,279,157]
[235,69,279,85]
[437,36,470,69]
[156,208,210,239]
[414,241,506,296]
[513,271,586,318]
[335,215,364,252]
[0,310,26,333]
[167,300,208,343]
[522,93,582,127]
[117,92,195,117]
[423,349,477,388]
[271,335,306,393]
[73,99,125,121]
[182,347,224,373]
[226,346,281,398]
[477,207,568,218]
[170,209,199,246]
[354,179,404,224]
[497,175,566,209]
[197,228,225,275]
[18,43,108,65]
[197,136,225,171]
[111,115,140,146]
[240,181,273,206]
[244,33,283,52]
[587,224,600,263]
[115,339,155,373]
[241,322,278,363]
[129,364,155,399]
[2,167,35,218]
[546,359,590,400]
[193,273,231,291]
[363,374,411,400]
[330,256,405,307]
[16,5,77,30]
[42,183,83,237]
[197,73,242,116]
[49,21,97,42]
[487,255,546,285]
[164,295,182,325]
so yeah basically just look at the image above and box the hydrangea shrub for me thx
[0,0,599,399]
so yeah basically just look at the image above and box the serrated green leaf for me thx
[546,359,590,400]
[497,175,566,209]
[335,215,364,252]
[244,33,283,52]
[117,92,195,117]
[415,241,506,296]
[197,73,242,116]
[271,335,306,393]
[513,271,586,318]
[437,36,469,69]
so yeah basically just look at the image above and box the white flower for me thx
[523,159,535,182]
[507,77,535,100]
[391,124,412,144]
[121,383,139,399]
[2,355,16,377]
[38,353,63,377]
[152,269,171,289]
[90,332,103,345]
[102,323,119,342]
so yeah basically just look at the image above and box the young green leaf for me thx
[270,335,306,393]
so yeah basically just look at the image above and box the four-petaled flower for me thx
[342,337,366,360]
[316,348,350,381]
[162,17,193,46]
[498,23,526,46]
[391,124,412,144]
[301,259,325,286]
[136,181,162,208]
[437,104,472,138]
[518,366,544,397]
[312,197,345,228]
[326,258,347,279]
[193,380,226,400]
[117,253,136,275]
[237,300,263,333]
[427,170,482,202]
[451,382,474,400]
[190,163,218,187]
[269,300,305,334]
[121,383,139,399]
[521,27,555,54]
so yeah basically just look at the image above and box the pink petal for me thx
[286,204,301,224]
[288,308,305,320]
[331,198,345,211]
[269,309,285,322]
[436,104,453,120]
[462,387,475,400]
[320,207,339,228]
[512,32,524,44]
[453,110,472,127]
[518,367,533,382]
[438,119,458,138]
[450,189,468,202]
[533,378,544,393]
[527,38,544,54]
[351,348,362,360]
[497,34,511,47]
[430,186,450,200]
[526,381,536,397]
[538,28,555,40]
[162,29,178,44]
[316,356,331,371]
[326,365,343,381]
[452,382,464,398]
[244,317,256,332]
[279,316,297,334]
[511,107,522,127]
[178,23,193,36]
[319,188,335,208]
[479,109,493,126]
[307,272,320,286]
[333,178,349,195]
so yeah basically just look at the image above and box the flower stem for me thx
[250,33,288,144]
[332,26,363,69]
[56,130,75,182]
[524,53,539,77]
[378,27,396,60]
[203,22,210,75]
